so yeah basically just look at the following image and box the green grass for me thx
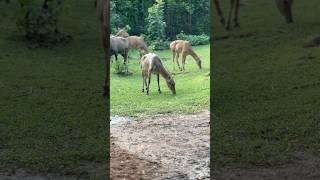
[110,45,210,117]
[212,0,320,168]
[0,1,108,178]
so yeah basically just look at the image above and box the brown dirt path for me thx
[110,110,210,179]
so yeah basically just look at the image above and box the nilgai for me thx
[140,53,176,95]
[110,35,129,65]
[170,40,202,71]
[116,29,149,58]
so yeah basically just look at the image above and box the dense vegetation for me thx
[111,0,210,44]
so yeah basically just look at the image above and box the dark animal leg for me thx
[147,71,151,95]
[172,51,176,71]
[176,53,182,71]
[284,0,293,23]
[182,53,187,71]
[157,73,161,94]
[226,0,235,30]
[234,0,240,28]
[144,77,148,92]
[214,0,226,25]
[125,50,128,72]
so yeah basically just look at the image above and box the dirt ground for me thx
[110,110,210,180]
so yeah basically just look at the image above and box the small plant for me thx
[176,31,209,46]
[112,60,131,75]
[16,0,71,47]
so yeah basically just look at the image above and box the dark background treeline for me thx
[111,0,210,39]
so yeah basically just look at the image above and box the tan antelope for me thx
[116,28,129,37]
[116,29,149,58]
[96,0,109,97]
[214,0,294,30]
[170,40,202,71]
[140,53,176,95]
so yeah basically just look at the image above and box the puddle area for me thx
[110,115,133,126]
[110,111,210,179]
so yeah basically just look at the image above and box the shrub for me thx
[176,31,209,46]
[149,38,169,51]
[145,0,168,50]
[16,0,71,47]
[112,60,128,74]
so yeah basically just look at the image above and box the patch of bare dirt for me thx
[111,142,162,180]
[213,152,320,180]
[110,110,210,179]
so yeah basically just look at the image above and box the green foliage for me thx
[149,39,169,50]
[176,31,209,46]
[110,1,121,34]
[0,0,11,4]
[16,0,71,47]
[112,60,129,74]
[146,0,166,40]
[145,0,167,50]
[110,0,209,39]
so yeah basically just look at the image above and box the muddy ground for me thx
[110,110,210,180]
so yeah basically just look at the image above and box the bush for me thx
[176,31,209,46]
[145,0,168,50]
[16,0,71,47]
[146,0,166,41]
[112,59,129,74]
[149,38,169,51]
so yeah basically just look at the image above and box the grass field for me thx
[110,45,210,117]
[212,0,320,168]
[0,1,108,178]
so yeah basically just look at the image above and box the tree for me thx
[145,0,167,50]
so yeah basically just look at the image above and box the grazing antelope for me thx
[110,35,129,65]
[96,0,109,97]
[127,36,149,58]
[170,40,202,71]
[214,0,294,30]
[116,29,149,59]
[116,28,129,38]
[140,53,176,95]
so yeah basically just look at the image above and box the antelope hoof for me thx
[158,90,161,94]
[142,89,144,93]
